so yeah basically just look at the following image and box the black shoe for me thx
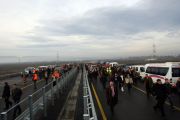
[161,114,166,117]
[171,107,176,111]
[153,106,157,111]
[10,102,12,107]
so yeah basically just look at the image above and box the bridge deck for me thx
[90,78,180,120]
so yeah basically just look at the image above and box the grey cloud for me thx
[19,43,69,48]
[36,0,180,37]
[166,30,180,38]
[22,35,53,43]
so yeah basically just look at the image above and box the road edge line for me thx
[91,83,107,120]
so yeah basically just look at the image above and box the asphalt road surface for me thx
[0,75,50,113]
[90,78,180,120]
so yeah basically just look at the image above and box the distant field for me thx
[0,61,60,75]
[0,58,180,75]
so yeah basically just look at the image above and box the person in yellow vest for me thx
[106,67,112,76]
[32,72,38,89]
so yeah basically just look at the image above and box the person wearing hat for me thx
[152,79,168,117]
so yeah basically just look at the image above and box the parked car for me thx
[24,67,35,74]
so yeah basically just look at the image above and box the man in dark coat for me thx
[152,79,168,117]
[164,78,174,110]
[12,84,22,118]
[106,81,118,114]
[2,82,12,110]
[144,74,153,98]
[176,78,180,102]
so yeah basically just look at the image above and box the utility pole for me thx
[56,51,59,65]
[153,42,156,59]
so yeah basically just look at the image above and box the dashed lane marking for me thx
[133,85,146,94]
[133,85,180,112]
[91,83,107,120]
[21,80,43,90]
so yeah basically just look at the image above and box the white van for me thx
[131,65,145,79]
[145,62,180,84]
[109,62,118,67]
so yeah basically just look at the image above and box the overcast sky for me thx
[0,0,180,62]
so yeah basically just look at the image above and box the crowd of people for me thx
[86,63,180,117]
[1,64,74,119]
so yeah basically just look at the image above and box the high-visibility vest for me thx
[52,71,61,79]
[106,68,112,74]
[33,74,38,81]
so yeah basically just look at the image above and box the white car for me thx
[24,67,35,74]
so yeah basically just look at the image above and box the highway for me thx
[0,66,78,120]
[1,66,180,120]
[90,77,180,120]
[0,76,22,96]
[0,75,51,113]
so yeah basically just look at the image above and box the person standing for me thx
[47,67,51,79]
[152,79,167,117]
[106,81,118,114]
[144,74,153,98]
[32,71,38,89]
[38,69,43,80]
[2,82,12,110]
[44,70,49,84]
[101,69,107,89]
[176,78,180,102]
[120,74,125,92]
[22,72,28,85]
[125,74,133,94]
[164,78,175,110]
[52,70,61,86]
[113,73,119,89]
[12,84,22,119]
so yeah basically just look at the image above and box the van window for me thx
[135,67,138,71]
[140,67,145,72]
[146,67,169,76]
[172,68,180,77]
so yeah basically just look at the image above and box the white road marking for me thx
[21,80,43,90]
[133,85,180,112]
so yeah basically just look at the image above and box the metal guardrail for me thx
[0,68,78,120]
[83,67,98,120]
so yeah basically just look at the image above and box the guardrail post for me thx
[59,78,63,94]
[62,77,66,92]
[51,83,54,106]
[28,95,33,120]
[42,87,47,117]
[83,114,89,120]
[56,78,60,98]
[0,112,7,120]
